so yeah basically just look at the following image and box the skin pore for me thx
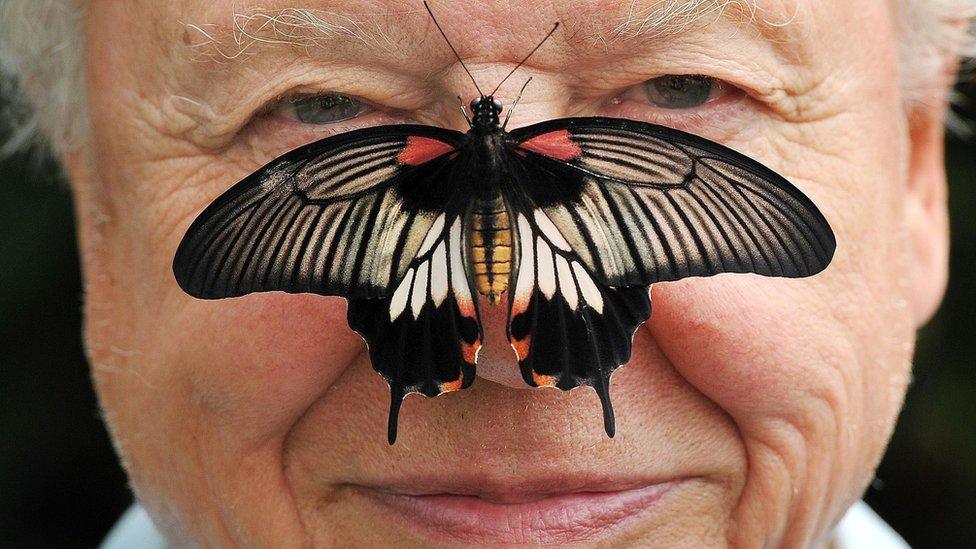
[68,0,949,546]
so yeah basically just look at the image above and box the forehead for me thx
[167,0,806,66]
[93,0,895,145]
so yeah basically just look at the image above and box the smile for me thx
[354,475,689,544]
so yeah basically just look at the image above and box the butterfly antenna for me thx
[424,1,484,97]
[503,77,532,129]
[489,21,559,97]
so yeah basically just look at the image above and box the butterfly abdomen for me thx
[468,193,512,304]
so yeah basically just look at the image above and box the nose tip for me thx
[474,293,534,389]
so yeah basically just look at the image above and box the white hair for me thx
[0,0,85,156]
[0,0,974,157]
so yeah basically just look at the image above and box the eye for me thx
[643,75,724,109]
[279,93,365,124]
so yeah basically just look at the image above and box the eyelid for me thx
[240,97,416,163]
[219,67,434,136]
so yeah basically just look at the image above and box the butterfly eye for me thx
[492,98,503,112]
[285,93,365,124]
[643,75,722,109]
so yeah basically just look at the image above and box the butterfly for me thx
[172,5,836,444]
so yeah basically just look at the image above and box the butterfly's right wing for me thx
[172,124,482,444]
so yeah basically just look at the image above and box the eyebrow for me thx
[613,0,749,40]
[182,7,379,62]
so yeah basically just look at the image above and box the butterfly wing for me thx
[506,207,651,437]
[173,124,465,299]
[172,124,481,444]
[505,117,836,436]
[346,212,482,444]
[508,117,836,287]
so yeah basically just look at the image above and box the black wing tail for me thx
[346,216,481,444]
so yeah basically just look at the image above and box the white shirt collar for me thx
[832,500,910,549]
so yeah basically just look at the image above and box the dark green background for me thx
[1,88,974,547]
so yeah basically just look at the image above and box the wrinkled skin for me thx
[66,0,951,546]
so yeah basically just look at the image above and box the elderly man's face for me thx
[69,0,949,546]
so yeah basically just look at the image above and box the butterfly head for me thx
[470,96,503,130]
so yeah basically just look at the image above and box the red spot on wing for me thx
[532,371,557,387]
[439,376,464,393]
[397,136,455,166]
[511,336,531,361]
[461,340,480,365]
[518,130,582,161]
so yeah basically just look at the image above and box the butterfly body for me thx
[467,191,513,303]
[456,98,516,303]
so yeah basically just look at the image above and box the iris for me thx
[290,94,364,124]
[644,75,716,109]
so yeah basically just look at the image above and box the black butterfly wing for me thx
[173,124,466,299]
[172,124,482,444]
[504,117,836,436]
[508,117,836,287]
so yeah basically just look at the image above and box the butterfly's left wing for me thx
[503,116,836,436]
[505,208,651,437]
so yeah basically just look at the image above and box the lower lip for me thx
[362,481,681,544]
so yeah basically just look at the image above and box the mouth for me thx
[353,475,688,544]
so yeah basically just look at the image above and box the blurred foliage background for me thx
[0,84,974,547]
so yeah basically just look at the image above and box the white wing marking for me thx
[410,261,429,318]
[417,213,446,256]
[389,267,413,321]
[556,255,578,311]
[536,236,557,300]
[430,242,449,306]
[572,262,603,313]
[534,209,571,251]
[514,215,535,305]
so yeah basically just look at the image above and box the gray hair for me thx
[1,0,975,158]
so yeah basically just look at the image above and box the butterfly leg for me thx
[457,95,472,126]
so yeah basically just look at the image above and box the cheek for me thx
[85,152,369,450]
[644,222,915,543]
[156,293,365,444]
[647,279,851,424]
